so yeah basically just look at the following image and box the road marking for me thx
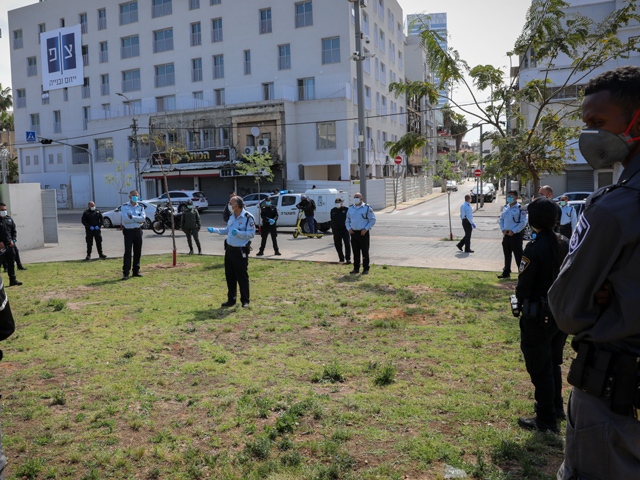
[437,211,448,216]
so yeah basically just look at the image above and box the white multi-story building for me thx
[9,0,409,207]
[516,0,640,193]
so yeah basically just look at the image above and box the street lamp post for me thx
[348,0,370,202]
[116,92,141,193]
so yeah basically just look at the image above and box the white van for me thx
[246,189,347,233]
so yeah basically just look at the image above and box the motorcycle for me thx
[152,204,182,235]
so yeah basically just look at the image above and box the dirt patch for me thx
[407,284,442,294]
[145,262,200,270]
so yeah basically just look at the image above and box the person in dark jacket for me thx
[330,198,350,264]
[515,197,569,433]
[257,197,280,256]
[296,195,316,234]
[222,191,236,223]
[0,277,16,479]
[0,204,21,287]
[81,201,107,261]
[181,200,202,255]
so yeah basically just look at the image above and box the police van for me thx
[246,188,346,233]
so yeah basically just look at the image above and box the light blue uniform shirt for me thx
[499,203,527,233]
[346,203,376,232]
[559,205,578,230]
[460,202,474,223]
[121,202,146,229]
[211,209,256,247]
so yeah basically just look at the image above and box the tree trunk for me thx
[160,163,177,266]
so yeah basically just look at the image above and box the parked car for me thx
[446,180,458,192]
[102,201,176,229]
[470,185,494,203]
[146,190,208,212]
[567,200,586,219]
[243,192,272,208]
[553,191,591,202]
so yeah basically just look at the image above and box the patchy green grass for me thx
[0,255,568,479]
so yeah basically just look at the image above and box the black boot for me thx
[256,251,264,256]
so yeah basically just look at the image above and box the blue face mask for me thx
[131,196,138,202]
[265,201,271,206]
[507,196,514,203]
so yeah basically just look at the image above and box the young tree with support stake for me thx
[234,151,274,228]
[146,132,188,266]
[104,159,133,210]
[390,0,639,193]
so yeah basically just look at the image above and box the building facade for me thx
[9,0,410,207]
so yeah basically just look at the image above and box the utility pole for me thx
[350,0,368,202]
[131,117,141,193]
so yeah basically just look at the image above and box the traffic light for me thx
[40,139,53,145]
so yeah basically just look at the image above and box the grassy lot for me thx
[0,255,568,480]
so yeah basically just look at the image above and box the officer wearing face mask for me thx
[256,197,280,256]
[330,198,350,264]
[557,195,577,239]
[549,66,640,480]
[498,191,527,279]
[346,193,376,275]
[0,204,21,287]
[180,200,202,255]
[81,201,107,261]
[120,190,146,280]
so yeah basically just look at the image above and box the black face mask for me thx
[579,108,640,169]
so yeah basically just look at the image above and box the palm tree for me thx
[441,104,467,152]
[0,112,13,132]
[0,84,12,112]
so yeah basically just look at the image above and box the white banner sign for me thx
[40,25,83,91]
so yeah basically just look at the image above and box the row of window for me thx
[13,0,317,49]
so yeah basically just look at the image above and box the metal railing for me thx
[100,84,110,96]
[154,73,175,88]
[192,69,203,82]
[99,50,108,63]
[14,37,23,49]
[98,17,107,30]
[27,65,37,77]
[121,44,140,59]
[81,86,91,99]
[95,148,114,162]
[82,118,89,130]
[83,54,89,66]
[81,22,88,34]
[122,78,141,92]
[189,0,200,9]
[191,31,201,46]
[53,122,62,134]
[153,38,173,53]
[29,125,41,135]
[16,97,26,108]
[152,3,172,18]
[120,10,138,25]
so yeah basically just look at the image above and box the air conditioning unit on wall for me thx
[257,138,270,147]
[257,146,269,154]
[244,146,255,156]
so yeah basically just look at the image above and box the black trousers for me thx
[502,233,523,275]
[520,315,568,423]
[3,246,22,270]
[85,229,103,256]
[333,228,350,261]
[350,231,370,271]
[457,219,473,252]
[2,248,16,282]
[123,228,143,276]
[183,228,201,252]
[558,224,572,240]
[259,225,278,253]
[224,246,250,304]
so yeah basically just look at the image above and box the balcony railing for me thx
[81,86,91,99]
[14,37,23,49]
[122,78,141,92]
[16,98,26,109]
[42,95,49,105]
[73,152,89,164]
[82,118,89,130]
[99,50,108,63]
[53,122,62,133]
[155,73,175,88]
[83,54,89,66]
[98,17,107,30]
[129,145,151,160]
[211,29,223,43]
[192,69,202,82]
[27,65,37,77]
[81,22,88,34]
[95,148,114,162]
[100,84,110,96]
[191,32,201,46]
[152,3,172,18]
[121,44,140,59]
[29,125,41,135]
[189,0,200,9]
[153,38,173,53]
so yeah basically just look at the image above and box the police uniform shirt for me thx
[499,203,527,233]
[212,209,256,247]
[260,206,278,225]
[346,203,376,232]
[0,216,17,245]
[460,202,474,222]
[516,231,569,302]
[549,154,640,355]
[559,205,578,230]
[121,203,146,229]
[82,209,103,229]
[330,206,349,230]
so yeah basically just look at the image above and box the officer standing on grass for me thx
[549,66,640,480]
[120,190,146,281]
[0,204,21,287]
[0,276,16,480]
[257,197,280,256]
[346,193,376,275]
[181,200,202,255]
[515,197,569,434]
[330,198,351,264]
[456,194,476,253]
[81,201,107,261]
[497,191,527,279]
[208,196,255,308]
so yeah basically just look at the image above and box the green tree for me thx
[0,84,12,113]
[104,159,133,208]
[0,112,13,132]
[441,104,468,153]
[392,0,640,192]
[234,152,274,226]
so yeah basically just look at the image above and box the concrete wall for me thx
[0,183,45,250]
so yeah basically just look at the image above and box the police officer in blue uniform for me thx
[346,193,376,275]
[549,66,640,480]
[557,196,577,239]
[208,196,255,308]
[120,190,146,280]
[498,191,527,279]
[456,194,476,253]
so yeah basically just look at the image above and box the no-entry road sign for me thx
[474,169,482,177]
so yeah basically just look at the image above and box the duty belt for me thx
[567,342,640,419]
